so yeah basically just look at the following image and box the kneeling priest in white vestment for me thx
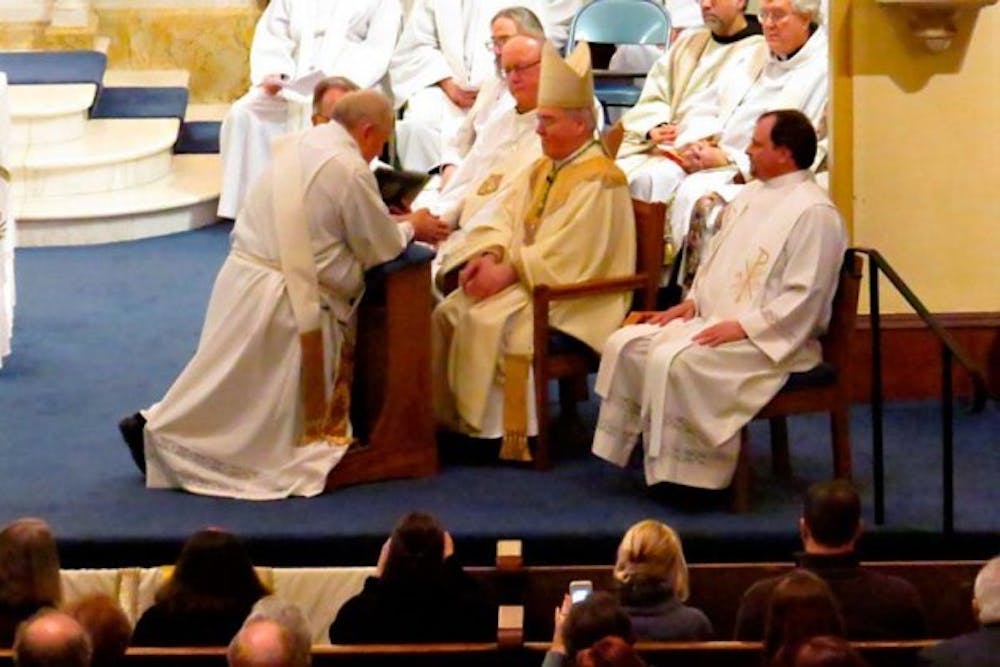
[592,110,845,490]
[120,91,407,500]
[432,42,635,462]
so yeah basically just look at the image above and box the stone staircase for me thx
[6,60,224,247]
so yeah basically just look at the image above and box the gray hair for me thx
[246,596,312,657]
[790,0,823,24]
[329,90,394,137]
[566,106,597,134]
[492,6,545,37]
[975,556,1000,625]
[311,76,360,117]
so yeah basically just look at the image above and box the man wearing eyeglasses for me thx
[389,0,583,174]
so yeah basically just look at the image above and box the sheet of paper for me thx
[282,70,325,97]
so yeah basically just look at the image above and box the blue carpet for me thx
[0,224,997,567]
[90,86,189,121]
[174,121,221,154]
[0,50,106,87]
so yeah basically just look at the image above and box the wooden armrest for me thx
[497,605,524,649]
[624,310,658,326]
[533,274,648,303]
[496,539,523,571]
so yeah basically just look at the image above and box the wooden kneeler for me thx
[325,245,438,489]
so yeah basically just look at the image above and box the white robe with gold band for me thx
[218,0,402,219]
[390,0,582,172]
[433,142,635,442]
[143,122,405,500]
[592,171,845,489]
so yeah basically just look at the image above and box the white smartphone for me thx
[569,579,593,605]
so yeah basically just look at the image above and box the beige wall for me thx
[835,3,1000,314]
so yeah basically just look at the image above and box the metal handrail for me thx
[851,248,993,533]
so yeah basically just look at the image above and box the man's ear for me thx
[798,517,809,542]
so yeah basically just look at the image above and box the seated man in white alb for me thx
[218,0,403,219]
[592,110,845,491]
[119,91,407,499]
[389,0,582,173]
[437,5,545,190]
[0,72,13,370]
[629,0,828,249]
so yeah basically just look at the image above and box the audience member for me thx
[613,519,712,640]
[118,91,407,499]
[218,0,402,219]
[734,480,927,640]
[575,635,647,667]
[592,111,844,491]
[433,42,635,461]
[918,555,1000,667]
[764,570,844,667]
[544,591,636,667]
[792,636,869,667]
[328,512,493,644]
[0,518,62,646]
[131,529,269,646]
[13,610,92,667]
[63,595,130,667]
[228,605,311,667]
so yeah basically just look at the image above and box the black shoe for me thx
[118,412,147,474]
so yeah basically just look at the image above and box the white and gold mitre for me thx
[537,41,594,109]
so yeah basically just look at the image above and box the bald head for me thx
[974,556,1000,625]
[228,618,308,667]
[14,610,92,667]
[329,90,394,163]
[500,35,543,113]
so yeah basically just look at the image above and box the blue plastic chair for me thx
[565,0,672,110]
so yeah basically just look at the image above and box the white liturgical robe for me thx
[143,122,405,500]
[0,73,13,369]
[390,0,581,172]
[218,0,402,219]
[628,27,829,246]
[592,170,845,489]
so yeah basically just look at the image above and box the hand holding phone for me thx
[569,579,593,605]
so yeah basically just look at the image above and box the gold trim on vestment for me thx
[499,354,533,462]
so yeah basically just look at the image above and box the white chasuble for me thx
[592,171,845,489]
[432,143,635,439]
[144,122,405,500]
[218,0,402,219]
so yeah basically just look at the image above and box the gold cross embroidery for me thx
[731,247,770,303]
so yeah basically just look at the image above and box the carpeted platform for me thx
[0,50,107,87]
[91,86,189,121]
[0,224,996,569]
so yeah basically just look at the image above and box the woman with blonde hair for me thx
[612,519,713,640]
[0,518,62,646]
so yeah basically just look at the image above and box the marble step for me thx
[102,68,190,88]
[185,102,229,122]
[8,83,97,146]
[14,153,222,247]
[11,117,180,197]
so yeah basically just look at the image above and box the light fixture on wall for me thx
[877,0,998,51]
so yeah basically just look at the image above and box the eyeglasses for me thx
[485,35,513,51]
[758,9,792,24]
[501,59,541,79]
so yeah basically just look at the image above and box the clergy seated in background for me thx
[436,6,546,190]
[118,91,407,500]
[629,0,827,252]
[217,0,402,219]
[592,110,845,491]
[615,0,763,238]
[389,0,582,173]
[432,42,636,462]
[311,77,451,246]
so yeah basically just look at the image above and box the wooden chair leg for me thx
[769,416,792,478]
[831,407,852,479]
[534,370,552,471]
[730,428,752,513]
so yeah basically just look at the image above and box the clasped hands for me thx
[458,254,517,301]
[649,124,729,174]
[391,207,450,245]
[439,78,478,110]
[633,300,747,347]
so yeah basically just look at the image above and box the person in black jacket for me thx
[131,528,269,647]
[328,512,494,644]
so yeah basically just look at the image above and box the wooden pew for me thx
[500,559,983,641]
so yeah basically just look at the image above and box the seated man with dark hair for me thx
[734,479,927,640]
[544,591,636,667]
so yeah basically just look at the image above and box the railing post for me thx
[941,345,954,534]
[868,257,885,525]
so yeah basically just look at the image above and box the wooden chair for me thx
[531,199,664,469]
[730,251,865,512]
